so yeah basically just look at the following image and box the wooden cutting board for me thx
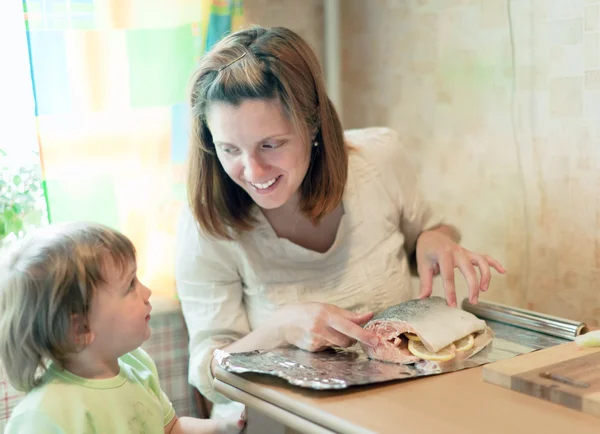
[483,342,600,418]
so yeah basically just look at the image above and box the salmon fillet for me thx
[361,296,488,364]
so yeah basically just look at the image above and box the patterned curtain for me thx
[22,0,244,296]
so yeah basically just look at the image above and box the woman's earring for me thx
[313,141,319,147]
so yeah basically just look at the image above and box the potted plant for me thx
[0,148,47,247]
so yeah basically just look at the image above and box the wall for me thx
[243,0,599,326]
[341,0,600,326]
[243,0,324,61]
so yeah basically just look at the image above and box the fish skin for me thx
[361,296,489,363]
[367,296,450,324]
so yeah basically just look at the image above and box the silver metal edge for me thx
[215,368,378,434]
[214,379,342,434]
[461,298,588,340]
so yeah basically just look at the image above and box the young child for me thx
[0,222,245,434]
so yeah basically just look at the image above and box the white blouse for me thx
[174,127,446,404]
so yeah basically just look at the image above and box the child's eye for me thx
[129,277,137,291]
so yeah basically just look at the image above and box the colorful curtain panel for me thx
[23,0,244,296]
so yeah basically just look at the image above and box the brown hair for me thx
[187,25,347,239]
[0,222,136,392]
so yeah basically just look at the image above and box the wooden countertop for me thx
[215,344,600,434]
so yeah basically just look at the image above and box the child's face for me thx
[86,254,152,358]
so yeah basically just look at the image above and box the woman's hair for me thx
[187,25,348,239]
[0,222,136,392]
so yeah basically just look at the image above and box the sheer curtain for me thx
[0,2,37,156]
[22,0,244,296]
[0,1,46,246]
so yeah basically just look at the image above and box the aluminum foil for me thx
[216,325,535,390]
[461,299,588,340]
[216,301,587,391]
[484,319,570,350]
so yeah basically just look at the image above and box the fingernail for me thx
[370,337,380,346]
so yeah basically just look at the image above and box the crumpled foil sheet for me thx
[216,324,538,390]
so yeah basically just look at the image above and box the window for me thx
[0,1,47,246]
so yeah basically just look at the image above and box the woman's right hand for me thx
[274,302,380,352]
[209,303,380,378]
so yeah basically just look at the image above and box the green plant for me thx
[0,149,47,247]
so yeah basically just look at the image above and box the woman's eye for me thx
[263,141,283,149]
[221,147,239,154]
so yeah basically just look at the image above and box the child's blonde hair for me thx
[0,221,136,392]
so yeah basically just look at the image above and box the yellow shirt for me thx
[5,348,175,434]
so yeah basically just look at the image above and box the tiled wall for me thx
[245,0,600,327]
[244,0,324,61]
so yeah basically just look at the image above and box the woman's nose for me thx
[243,155,267,181]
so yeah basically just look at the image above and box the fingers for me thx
[470,253,506,296]
[456,253,480,304]
[337,311,375,344]
[416,240,506,308]
[328,313,380,347]
[322,327,357,348]
[285,305,378,351]
[238,409,247,430]
[438,255,457,307]
[345,311,374,325]
[417,261,434,299]
[471,254,491,292]
[297,334,330,352]
[484,254,506,274]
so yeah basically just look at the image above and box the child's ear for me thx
[71,314,94,348]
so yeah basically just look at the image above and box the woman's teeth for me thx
[251,177,277,189]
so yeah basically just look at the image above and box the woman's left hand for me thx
[415,227,505,307]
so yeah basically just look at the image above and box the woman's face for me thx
[206,98,311,210]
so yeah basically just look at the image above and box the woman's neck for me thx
[261,192,302,222]
[260,194,344,253]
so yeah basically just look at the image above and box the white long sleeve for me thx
[174,208,250,404]
[358,127,447,255]
[174,127,448,406]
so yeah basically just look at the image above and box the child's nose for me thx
[142,284,152,302]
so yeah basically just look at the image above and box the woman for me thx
[175,25,505,416]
